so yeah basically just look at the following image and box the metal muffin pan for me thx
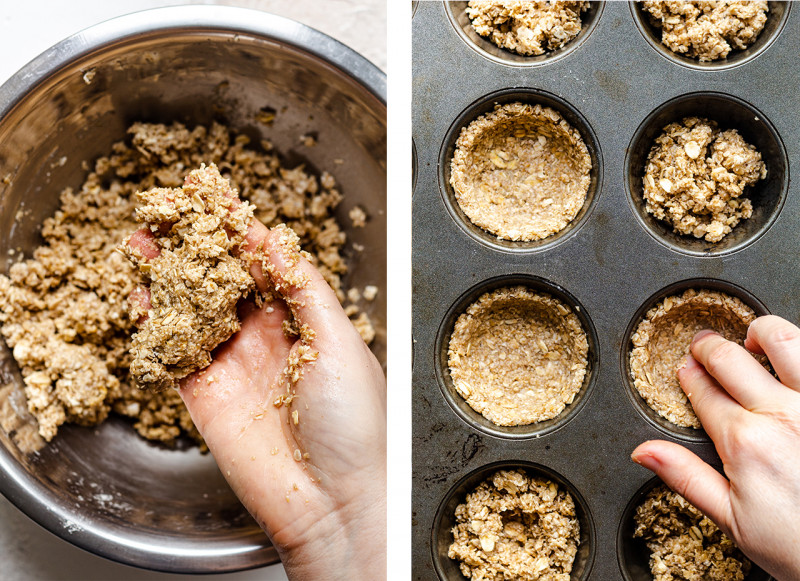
[413,2,799,579]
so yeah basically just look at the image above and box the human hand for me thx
[632,315,800,580]
[128,215,387,580]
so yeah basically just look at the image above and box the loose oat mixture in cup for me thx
[642,116,766,243]
[466,0,591,56]
[634,484,751,581]
[448,469,580,581]
[450,102,591,242]
[448,286,588,427]
[629,288,757,429]
[640,0,768,62]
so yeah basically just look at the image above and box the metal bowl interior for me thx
[0,6,386,574]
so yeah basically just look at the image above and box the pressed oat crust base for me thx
[448,469,580,581]
[643,117,766,243]
[450,102,591,242]
[448,286,588,427]
[466,1,590,56]
[629,288,756,429]
[641,1,768,62]
[0,121,374,444]
[634,484,750,581]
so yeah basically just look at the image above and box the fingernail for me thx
[692,329,718,345]
[631,447,660,471]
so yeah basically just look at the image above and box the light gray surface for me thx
[0,1,385,580]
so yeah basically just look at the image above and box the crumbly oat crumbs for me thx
[634,484,750,581]
[629,289,756,428]
[643,117,766,243]
[450,102,591,242]
[641,1,768,61]
[0,121,370,443]
[123,164,255,391]
[448,286,588,426]
[466,1,590,56]
[448,469,580,581]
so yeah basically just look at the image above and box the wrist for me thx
[270,491,386,581]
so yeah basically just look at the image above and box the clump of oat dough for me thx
[634,484,751,580]
[643,117,766,243]
[466,1,590,56]
[629,288,756,428]
[123,164,256,391]
[450,102,591,242]
[448,286,588,426]
[449,469,580,581]
[641,1,768,61]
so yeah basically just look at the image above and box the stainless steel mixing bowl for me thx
[0,6,386,573]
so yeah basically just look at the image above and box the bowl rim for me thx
[0,4,386,575]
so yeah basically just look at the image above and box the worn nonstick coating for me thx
[413,2,797,579]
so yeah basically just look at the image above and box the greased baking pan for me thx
[412,2,797,579]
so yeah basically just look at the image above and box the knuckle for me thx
[702,340,738,376]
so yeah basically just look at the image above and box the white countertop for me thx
[0,1,385,579]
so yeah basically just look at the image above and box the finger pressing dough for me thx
[629,288,756,428]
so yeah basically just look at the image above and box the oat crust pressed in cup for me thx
[629,288,756,429]
[448,469,580,581]
[641,1,768,62]
[634,484,751,581]
[448,286,588,427]
[466,1,590,56]
[450,102,591,242]
[643,116,766,243]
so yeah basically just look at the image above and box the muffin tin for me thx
[412,2,799,579]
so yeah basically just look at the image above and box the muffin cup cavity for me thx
[434,460,595,581]
[440,88,602,254]
[445,1,603,67]
[630,1,789,71]
[621,278,769,443]
[617,477,771,581]
[436,275,598,439]
[625,92,787,257]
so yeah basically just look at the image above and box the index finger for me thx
[690,330,786,411]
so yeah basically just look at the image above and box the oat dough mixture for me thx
[643,117,766,243]
[634,484,751,581]
[641,1,768,61]
[629,289,755,428]
[450,102,591,242]
[466,1,590,56]
[448,286,588,426]
[124,164,256,392]
[0,121,373,443]
[449,469,580,581]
